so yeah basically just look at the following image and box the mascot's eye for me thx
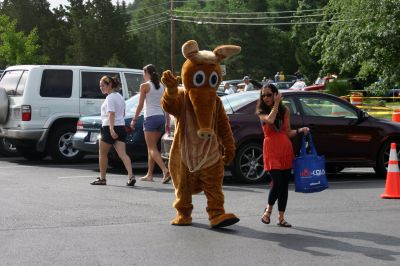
[193,70,205,87]
[209,71,219,88]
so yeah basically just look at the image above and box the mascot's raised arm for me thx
[161,40,241,228]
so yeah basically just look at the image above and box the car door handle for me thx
[84,101,95,105]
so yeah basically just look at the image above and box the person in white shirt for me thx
[130,64,171,183]
[90,76,136,186]
[224,82,235,94]
[243,76,254,91]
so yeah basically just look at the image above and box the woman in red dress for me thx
[256,83,309,227]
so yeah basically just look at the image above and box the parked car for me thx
[271,81,295,90]
[161,90,400,183]
[0,65,143,162]
[72,94,161,166]
[302,75,337,91]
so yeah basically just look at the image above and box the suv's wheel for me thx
[374,139,400,178]
[47,124,85,163]
[230,142,268,183]
[0,87,9,124]
[0,138,19,157]
[17,146,47,160]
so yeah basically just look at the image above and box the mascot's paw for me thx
[171,215,192,226]
[210,213,240,228]
[161,70,179,94]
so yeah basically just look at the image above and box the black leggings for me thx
[268,169,292,212]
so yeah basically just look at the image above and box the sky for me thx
[50,0,135,9]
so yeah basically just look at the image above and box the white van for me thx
[0,65,143,162]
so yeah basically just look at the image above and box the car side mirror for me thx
[359,110,369,121]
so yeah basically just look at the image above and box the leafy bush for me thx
[325,80,352,97]
[364,82,387,97]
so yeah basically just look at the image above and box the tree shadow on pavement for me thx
[193,224,400,261]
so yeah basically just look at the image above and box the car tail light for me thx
[77,120,84,130]
[21,105,31,121]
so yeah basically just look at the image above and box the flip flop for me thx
[162,171,171,184]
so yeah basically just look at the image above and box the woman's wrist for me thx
[296,128,301,134]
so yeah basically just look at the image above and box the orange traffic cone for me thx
[381,143,400,199]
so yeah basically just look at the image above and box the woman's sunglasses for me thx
[262,93,273,98]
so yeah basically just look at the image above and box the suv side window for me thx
[0,70,27,96]
[124,72,143,97]
[81,72,121,99]
[40,70,73,98]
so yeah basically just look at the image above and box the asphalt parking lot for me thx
[1,156,400,266]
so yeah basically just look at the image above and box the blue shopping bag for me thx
[294,132,328,193]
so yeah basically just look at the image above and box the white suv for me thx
[0,65,143,162]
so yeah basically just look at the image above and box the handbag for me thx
[294,132,329,193]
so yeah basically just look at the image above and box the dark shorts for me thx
[143,115,165,132]
[100,126,127,144]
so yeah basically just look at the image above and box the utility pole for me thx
[170,0,176,74]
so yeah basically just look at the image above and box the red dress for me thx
[262,112,294,171]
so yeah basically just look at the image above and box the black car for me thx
[162,90,400,183]
[72,94,152,166]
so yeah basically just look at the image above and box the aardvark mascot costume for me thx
[161,40,241,228]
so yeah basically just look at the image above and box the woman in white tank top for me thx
[130,64,171,183]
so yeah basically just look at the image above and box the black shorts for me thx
[100,126,127,144]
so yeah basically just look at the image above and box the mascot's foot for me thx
[171,215,192,226]
[210,213,239,228]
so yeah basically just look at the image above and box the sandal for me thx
[277,219,292,227]
[126,176,136,186]
[261,209,272,224]
[90,177,106,185]
[162,170,171,184]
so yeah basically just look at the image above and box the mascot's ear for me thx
[182,40,200,60]
[213,45,241,62]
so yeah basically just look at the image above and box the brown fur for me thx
[161,40,241,227]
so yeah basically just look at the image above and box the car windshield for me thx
[125,94,141,115]
[222,92,259,114]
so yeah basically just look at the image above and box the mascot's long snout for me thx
[182,40,241,140]
[188,88,217,140]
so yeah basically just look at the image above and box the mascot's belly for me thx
[180,99,220,172]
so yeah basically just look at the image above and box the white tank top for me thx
[144,81,164,118]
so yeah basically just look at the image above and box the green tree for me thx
[311,0,400,89]
[0,14,47,67]
[291,0,329,83]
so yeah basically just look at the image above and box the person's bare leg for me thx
[144,131,169,175]
[113,141,133,180]
[140,147,155,181]
[99,140,112,180]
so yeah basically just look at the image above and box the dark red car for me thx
[162,90,400,183]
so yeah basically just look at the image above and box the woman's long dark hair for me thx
[255,83,286,130]
[143,64,160,90]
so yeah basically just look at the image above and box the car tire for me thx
[230,142,268,183]
[47,124,85,163]
[0,138,19,157]
[17,146,47,161]
[0,87,9,124]
[374,139,400,178]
